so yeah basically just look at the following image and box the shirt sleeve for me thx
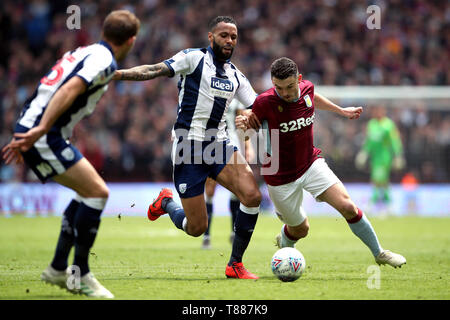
[163,49,201,77]
[388,120,403,155]
[234,69,257,109]
[76,47,116,85]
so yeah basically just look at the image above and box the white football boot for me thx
[275,233,282,249]
[274,233,297,249]
[76,272,114,298]
[375,250,406,268]
[40,265,69,289]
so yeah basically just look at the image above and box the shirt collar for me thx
[99,40,114,55]
[274,85,302,103]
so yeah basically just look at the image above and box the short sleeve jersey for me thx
[17,41,117,139]
[164,47,257,142]
[252,80,322,186]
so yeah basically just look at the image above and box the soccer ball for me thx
[271,247,306,282]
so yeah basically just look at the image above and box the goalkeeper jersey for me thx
[363,117,403,166]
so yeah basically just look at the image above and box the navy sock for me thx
[229,198,240,231]
[73,203,102,276]
[228,208,258,264]
[162,198,186,230]
[51,199,79,271]
[204,202,213,236]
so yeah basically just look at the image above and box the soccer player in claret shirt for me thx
[237,57,406,269]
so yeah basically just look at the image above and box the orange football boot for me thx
[225,262,259,279]
[147,188,173,221]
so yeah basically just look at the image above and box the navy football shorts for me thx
[15,124,83,183]
[172,137,237,198]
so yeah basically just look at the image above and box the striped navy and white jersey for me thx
[17,41,117,139]
[226,99,246,149]
[164,46,257,142]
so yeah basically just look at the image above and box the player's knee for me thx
[186,216,208,237]
[240,189,261,207]
[99,186,110,199]
[339,200,358,219]
[189,223,207,237]
[78,183,109,199]
[92,185,109,199]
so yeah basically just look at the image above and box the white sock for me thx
[280,225,297,248]
[347,209,383,257]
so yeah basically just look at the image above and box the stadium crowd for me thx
[1,0,449,184]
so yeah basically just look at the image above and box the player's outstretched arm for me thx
[113,62,172,81]
[8,76,87,153]
[314,92,363,120]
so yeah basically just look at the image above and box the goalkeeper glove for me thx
[355,150,368,170]
[393,156,405,170]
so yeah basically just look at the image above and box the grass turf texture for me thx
[0,214,449,300]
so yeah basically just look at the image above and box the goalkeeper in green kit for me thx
[356,105,405,214]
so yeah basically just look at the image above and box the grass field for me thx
[0,214,449,300]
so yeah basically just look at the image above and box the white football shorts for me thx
[267,158,340,226]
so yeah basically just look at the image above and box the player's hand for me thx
[2,139,24,165]
[9,126,46,153]
[235,115,249,130]
[355,150,368,170]
[247,112,261,129]
[343,106,363,120]
[393,156,405,171]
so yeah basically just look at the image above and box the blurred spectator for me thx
[1,0,449,183]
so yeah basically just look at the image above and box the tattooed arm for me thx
[113,62,173,81]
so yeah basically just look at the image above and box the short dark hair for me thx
[102,10,140,46]
[208,16,236,31]
[270,57,298,80]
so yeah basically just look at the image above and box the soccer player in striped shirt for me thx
[115,16,261,279]
[2,10,140,297]
[237,57,406,269]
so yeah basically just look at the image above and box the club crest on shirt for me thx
[304,94,313,107]
[277,105,283,112]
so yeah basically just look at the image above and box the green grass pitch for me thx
[0,214,449,300]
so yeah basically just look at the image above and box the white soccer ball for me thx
[271,247,306,282]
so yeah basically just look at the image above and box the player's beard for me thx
[212,39,234,61]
